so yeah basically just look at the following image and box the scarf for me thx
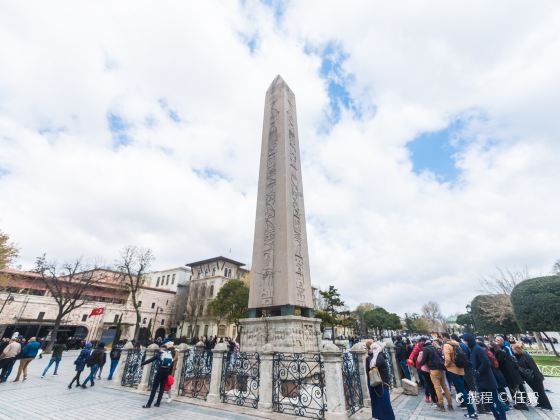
[368,341,385,370]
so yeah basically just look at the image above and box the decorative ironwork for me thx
[147,357,161,391]
[538,365,560,377]
[178,349,213,400]
[382,348,396,388]
[342,352,363,415]
[272,353,326,419]
[121,349,145,388]
[220,352,260,408]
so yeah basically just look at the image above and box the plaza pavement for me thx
[0,351,558,420]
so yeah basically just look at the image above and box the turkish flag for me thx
[89,307,105,316]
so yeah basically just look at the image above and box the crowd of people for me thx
[374,333,554,420]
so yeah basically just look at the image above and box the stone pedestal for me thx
[206,342,228,404]
[257,344,274,412]
[350,341,371,408]
[172,343,189,395]
[385,342,402,387]
[320,342,346,419]
[239,315,321,353]
[114,341,134,386]
[138,343,159,391]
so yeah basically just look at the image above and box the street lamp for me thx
[465,304,476,333]
[0,293,15,315]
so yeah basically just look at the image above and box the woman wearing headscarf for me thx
[68,342,92,388]
[365,340,396,420]
[512,342,552,410]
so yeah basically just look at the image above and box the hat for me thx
[475,336,484,342]
[162,338,171,344]
[165,341,175,348]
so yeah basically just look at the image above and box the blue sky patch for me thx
[107,112,132,148]
[0,167,9,178]
[193,167,229,182]
[260,0,286,22]
[407,119,467,183]
[159,99,181,123]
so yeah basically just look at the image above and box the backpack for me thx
[486,349,499,369]
[160,350,173,368]
[85,352,96,367]
[452,343,468,368]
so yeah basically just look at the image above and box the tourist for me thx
[442,333,477,418]
[512,342,552,410]
[463,334,506,420]
[420,339,453,412]
[107,341,122,380]
[68,342,92,388]
[41,340,66,377]
[408,337,437,404]
[395,336,411,380]
[96,345,107,379]
[141,342,176,408]
[12,337,41,382]
[365,340,395,420]
[81,342,105,388]
[0,338,21,383]
[492,339,528,410]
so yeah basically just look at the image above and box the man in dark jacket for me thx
[395,336,411,380]
[41,341,66,377]
[141,343,176,408]
[107,342,122,380]
[81,342,105,388]
[493,340,527,410]
[463,334,506,420]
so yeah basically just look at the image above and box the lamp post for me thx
[466,304,476,333]
[0,293,15,315]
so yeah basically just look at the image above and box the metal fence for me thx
[272,353,327,419]
[342,352,363,415]
[220,351,260,408]
[147,357,161,391]
[121,349,145,388]
[382,348,396,388]
[178,349,213,400]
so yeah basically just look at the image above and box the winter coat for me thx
[395,341,408,361]
[109,347,122,361]
[470,344,497,390]
[495,347,523,388]
[74,348,92,372]
[366,352,390,386]
[515,351,544,383]
[419,345,445,370]
[88,348,105,366]
[443,340,465,376]
[51,343,66,359]
[408,342,424,369]
[21,341,41,358]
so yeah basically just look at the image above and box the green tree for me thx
[318,286,345,342]
[511,276,560,356]
[364,307,401,337]
[207,280,249,338]
[455,313,475,332]
[353,302,375,336]
[470,294,521,335]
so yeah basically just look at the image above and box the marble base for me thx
[239,315,322,353]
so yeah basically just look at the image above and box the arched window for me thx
[209,285,214,297]
[156,277,160,287]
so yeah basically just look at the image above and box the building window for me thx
[187,325,193,337]
[166,275,170,285]
[151,302,155,309]
[198,305,204,316]
[224,268,232,278]
[82,314,88,322]
[156,277,160,287]
[143,318,147,324]
[212,267,216,276]
[209,285,214,297]
[114,314,119,323]
[161,319,165,326]
[37,312,45,320]
[166,300,169,306]
[172,273,176,284]
[138,301,142,307]
[204,325,209,336]
[205,269,209,277]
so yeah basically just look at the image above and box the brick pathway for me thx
[0,351,558,419]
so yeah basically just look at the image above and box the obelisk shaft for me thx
[248,76,313,313]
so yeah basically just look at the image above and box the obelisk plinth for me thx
[240,75,321,353]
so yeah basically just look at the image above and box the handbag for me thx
[368,366,383,387]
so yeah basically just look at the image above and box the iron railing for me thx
[121,349,145,388]
[272,352,327,419]
[147,357,161,391]
[178,348,213,400]
[382,348,396,388]
[342,352,363,415]
[220,351,260,408]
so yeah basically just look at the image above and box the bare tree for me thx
[478,267,528,324]
[35,255,100,351]
[421,301,446,332]
[115,246,154,341]
[553,260,560,275]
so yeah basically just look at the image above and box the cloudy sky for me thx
[1,1,559,316]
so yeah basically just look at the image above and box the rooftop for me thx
[186,256,246,268]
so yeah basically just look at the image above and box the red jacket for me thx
[408,342,424,369]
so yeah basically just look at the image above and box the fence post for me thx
[257,343,274,412]
[206,342,227,404]
[114,341,134,386]
[351,341,370,408]
[138,343,159,391]
[172,343,188,395]
[321,342,346,420]
[385,342,402,387]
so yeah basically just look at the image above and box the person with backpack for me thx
[141,342,176,408]
[492,339,528,410]
[420,339,453,412]
[96,345,107,380]
[107,342,122,380]
[12,337,41,382]
[442,333,477,418]
[68,342,92,388]
[81,342,105,388]
[395,336,411,380]
[512,342,552,411]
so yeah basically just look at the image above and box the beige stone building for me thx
[0,268,177,343]
[178,256,249,340]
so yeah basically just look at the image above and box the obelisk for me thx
[240,75,321,353]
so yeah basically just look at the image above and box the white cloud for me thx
[1,1,559,316]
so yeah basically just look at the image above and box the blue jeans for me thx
[42,357,61,376]
[448,371,475,415]
[107,359,119,380]
[83,364,99,386]
[480,388,507,420]
[399,360,411,380]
